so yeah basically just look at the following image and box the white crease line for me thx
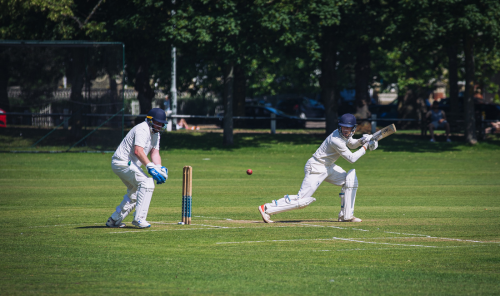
[331,237,437,248]
[30,223,100,228]
[300,223,500,244]
[315,245,484,252]
[100,220,499,244]
[217,237,442,248]
[109,226,248,234]
[109,224,310,234]
[217,238,334,244]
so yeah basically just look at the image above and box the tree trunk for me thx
[0,60,9,112]
[320,26,338,135]
[223,62,234,146]
[0,49,10,113]
[355,44,371,120]
[108,70,119,114]
[463,34,477,144]
[68,48,86,140]
[447,42,459,124]
[233,64,246,117]
[397,88,418,129]
[134,58,155,123]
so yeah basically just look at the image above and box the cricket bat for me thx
[372,124,396,141]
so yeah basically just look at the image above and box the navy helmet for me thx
[338,113,357,139]
[146,108,167,133]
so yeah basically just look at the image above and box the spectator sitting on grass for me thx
[176,118,199,130]
[485,121,500,134]
[426,101,451,142]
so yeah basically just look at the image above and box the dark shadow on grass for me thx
[76,226,112,229]
[274,220,339,223]
[374,134,500,153]
[4,126,500,152]
[0,126,123,151]
[162,132,326,151]
[164,132,500,153]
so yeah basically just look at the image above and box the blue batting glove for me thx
[155,166,168,184]
[160,166,168,179]
[146,163,166,183]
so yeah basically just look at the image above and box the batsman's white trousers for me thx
[110,158,155,223]
[265,157,348,216]
[297,157,347,199]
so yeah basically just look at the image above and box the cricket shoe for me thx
[132,220,151,228]
[106,217,126,228]
[338,216,362,222]
[258,205,274,223]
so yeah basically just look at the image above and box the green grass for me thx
[1,132,500,295]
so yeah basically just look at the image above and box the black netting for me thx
[0,41,125,152]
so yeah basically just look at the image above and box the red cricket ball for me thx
[246,169,253,175]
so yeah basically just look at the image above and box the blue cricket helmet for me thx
[146,108,167,133]
[338,113,357,127]
[338,113,357,139]
[147,108,167,124]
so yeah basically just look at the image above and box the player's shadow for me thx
[76,226,109,229]
[274,220,340,223]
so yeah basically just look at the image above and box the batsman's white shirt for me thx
[113,121,160,166]
[297,129,365,198]
[312,129,365,166]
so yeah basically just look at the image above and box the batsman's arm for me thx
[333,139,367,164]
[150,148,161,166]
[134,145,152,167]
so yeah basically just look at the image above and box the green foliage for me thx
[2,0,500,112]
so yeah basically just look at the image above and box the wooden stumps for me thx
[182,166,192,225]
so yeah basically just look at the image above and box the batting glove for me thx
[146,163,166,184]
[368,139,378,151]
[359,134,373,144]
[155,165,168,184]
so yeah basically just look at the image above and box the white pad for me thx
[342,169,358,220]
[111,194,136,223]
[134,178,155,222]
[265,195,316,215]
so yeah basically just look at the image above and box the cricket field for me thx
[1,132,499,295]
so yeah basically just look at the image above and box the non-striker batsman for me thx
[258,113,378,223]
[106,108,169,228]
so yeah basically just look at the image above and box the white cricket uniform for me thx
[297,129,365,199]
[110,121,160,223]
[263,129,366,218]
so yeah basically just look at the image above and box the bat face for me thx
[372,124,396,141]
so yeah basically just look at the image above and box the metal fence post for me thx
[271,113,276,134]
[371,114,377,134]
[63,109,69,130]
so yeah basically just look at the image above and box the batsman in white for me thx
[258,113,378,223]
[106,108,169,228]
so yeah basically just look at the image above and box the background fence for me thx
[0,41,125,151]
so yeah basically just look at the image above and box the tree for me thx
[0,0,106,139]
[401,0,500,143]
[256,0,346,134]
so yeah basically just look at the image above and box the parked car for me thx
[435,98,500,120]
[275,97,325,118]
[369,99,399,119]
[0,108,6,127]
[218,105,305,129]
